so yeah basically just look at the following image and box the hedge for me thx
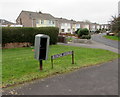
[2,27,59,46]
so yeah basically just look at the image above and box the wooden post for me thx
[39,60,43,70]
[72,51,74,64]
[51,56,53,69]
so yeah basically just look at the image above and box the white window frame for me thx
[41,20,44,24]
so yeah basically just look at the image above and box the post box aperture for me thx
[39,37,47,60]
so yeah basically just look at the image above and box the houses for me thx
[96,24,101,30]
[75,22,81,31]
[16,10,56,27]
[80,21,89,30]
[0,19,23,27]
[0,19,15,27]
[100,24,109,30]
[55,18,81,34]
[15,10,109,33]
[55,18,72,33]
[71,20,80,33]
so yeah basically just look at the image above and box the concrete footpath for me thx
[58,40,119,54]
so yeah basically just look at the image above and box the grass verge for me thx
[2,45,119,88]
[104,35,120,41]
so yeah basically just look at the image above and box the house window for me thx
[73,28,75,31]
[20,18,22,25]
[49,20,51,24]
[61,29,64,32]
[52,21,54,24]
[65,23,67,26]
[36,20,39,24]
[68,29,70,32]
[41,20,44,24]
[48,20,54,25]
[61,23,64,26]
[68,24,70,26]
[76,24,80,27]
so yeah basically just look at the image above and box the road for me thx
[92,33,119,49]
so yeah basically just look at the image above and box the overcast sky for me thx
[0,0,119,24]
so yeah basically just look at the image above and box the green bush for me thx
[95,30,100,34]
[77,28,90,38]
[81,35,91,39]
[75,29,79,34]
[2,27,59,46]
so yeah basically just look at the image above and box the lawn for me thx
[104,35,120,41]
[2,45,119,88]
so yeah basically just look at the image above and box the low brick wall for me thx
[3,42,31,49]
[58,35,67,43]
[73,39,92,44]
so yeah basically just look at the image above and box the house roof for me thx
[0,19,15,25]
[55,18,76,23]
[22,10,55,20]
[76,21,89,25]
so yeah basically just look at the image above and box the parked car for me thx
[106,31,115,36]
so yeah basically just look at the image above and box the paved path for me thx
[57,33,119,54]
[59,40,119,54]
[3,59,118,95]
[58,33,119,54]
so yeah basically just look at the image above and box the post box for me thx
[34,34,50,61]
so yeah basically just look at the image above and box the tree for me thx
[110,16,120,36]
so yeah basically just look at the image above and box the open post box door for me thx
[34,34,50,61]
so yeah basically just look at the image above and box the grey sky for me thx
[0,0,119,24]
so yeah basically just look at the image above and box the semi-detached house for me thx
[55,18,72,34]
[16,10,56,27]
[71,20,81,33]
[55,18,81,34]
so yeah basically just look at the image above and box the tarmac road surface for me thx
[91,33,119,49]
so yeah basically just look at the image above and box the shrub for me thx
[2,27,59,46]
[81,35,91,39]
[77,28,90,38]
[75,29,79,34]
[95,30,100,34]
